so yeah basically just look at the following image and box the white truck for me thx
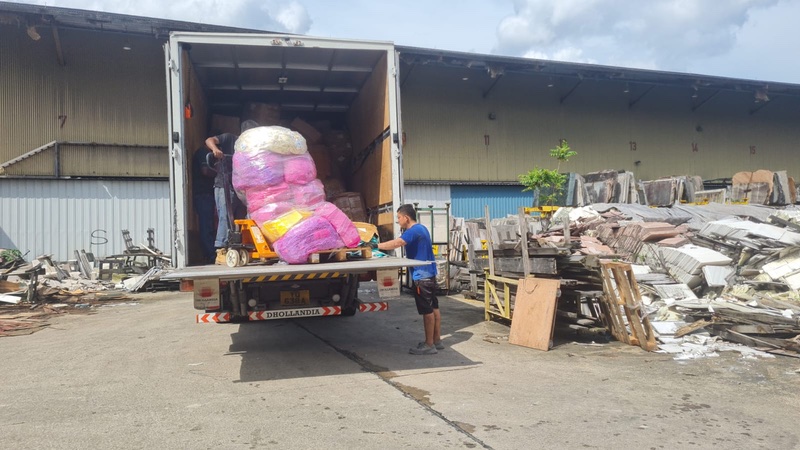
[161,32,426,322]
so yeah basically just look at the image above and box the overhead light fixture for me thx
[547,77,554,88]
[278,77,288,84]
[26,25,40,41]
[623,83,630,93]
[462,77,469,81]
[755,87,769,103]
[487,65,504,79]
[691,86,698,98]
[122,44,132,51]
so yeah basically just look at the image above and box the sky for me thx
[12,0,800,84]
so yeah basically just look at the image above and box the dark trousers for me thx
[194,193,216,261]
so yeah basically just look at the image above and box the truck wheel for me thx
[340,275,359,317]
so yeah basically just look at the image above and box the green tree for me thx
[518,140,577,207]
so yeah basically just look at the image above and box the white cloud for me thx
[494,0,779,72]
[270,2,311,34]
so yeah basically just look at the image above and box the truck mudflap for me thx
[196,301,389,323]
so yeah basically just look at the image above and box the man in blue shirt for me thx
[378,204,441,355]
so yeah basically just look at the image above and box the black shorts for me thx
[413,278,439,315]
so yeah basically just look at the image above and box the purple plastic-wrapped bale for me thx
[292,179,326,209]
[274,216,345,264]
[314,201,360,248]
[284,152,317,185]
[245,182,293,211]
[250,201,294,225]
[232,151,285,191]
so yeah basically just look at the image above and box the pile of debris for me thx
[1,246,177,336]
[451,202,800,358]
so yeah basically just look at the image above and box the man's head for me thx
[396,204,417,228]
[241,120,260,133]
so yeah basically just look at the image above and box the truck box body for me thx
[165,32,405,269]
[162,33,420,320]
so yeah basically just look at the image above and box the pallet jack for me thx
[208,153,278,267]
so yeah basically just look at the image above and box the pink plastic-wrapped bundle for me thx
[273,216,345,264]
[314,202,360,248]
[292,179,326,208]
[284,152,317,185]
[245,182,293,212]
[250,201,294,225]
[232,151,285,191]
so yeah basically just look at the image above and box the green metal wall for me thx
[400,64,800,183]
[0,25,167,177]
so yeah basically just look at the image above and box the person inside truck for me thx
[205,119,260,264]
[191,145,216,263]
[378,204,442,355]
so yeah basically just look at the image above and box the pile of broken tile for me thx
[546,203,800,359]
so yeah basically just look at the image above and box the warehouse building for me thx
[2,2,799,262]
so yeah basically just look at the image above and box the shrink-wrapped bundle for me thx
[293,179,326,208]
[284,152,317,184]
[244,182,293,209]
[261,209,312,243]
[232,151,285,191]
[273,216,345,264]
[235,126,306,155]
[315,202,360,248]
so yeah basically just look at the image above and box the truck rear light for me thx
[180,280,194,292]
[332,294,341,303]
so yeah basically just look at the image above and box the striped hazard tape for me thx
[242,272,346,283]
[359,302,389,313]
[196,312,231,323]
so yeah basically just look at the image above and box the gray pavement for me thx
[1,285,799,449]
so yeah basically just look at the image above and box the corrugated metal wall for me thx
[450,185,533,220]
[0,25,168,177]
[403,184,451,208]
[0,179,170,262]
[403,184,452,242]
[400,64,800,182]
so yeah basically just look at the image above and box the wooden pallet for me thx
[308,247,373,264]
[599,261,658,351]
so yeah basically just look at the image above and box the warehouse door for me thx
[450,185,532,220]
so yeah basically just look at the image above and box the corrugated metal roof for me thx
[397,45,800,99]
[0,1,264,36]
[0,178,170,262]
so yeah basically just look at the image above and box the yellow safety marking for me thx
[242,272,347,283]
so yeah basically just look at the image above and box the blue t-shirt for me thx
[400,223,437,280]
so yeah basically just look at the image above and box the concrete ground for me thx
[1,285,799,450]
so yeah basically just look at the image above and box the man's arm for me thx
[377,237,406,251]
[205,136,223,159]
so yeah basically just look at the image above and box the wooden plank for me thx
[518,207,531,277]
[485,206,495,277]
[508,277,560,351]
